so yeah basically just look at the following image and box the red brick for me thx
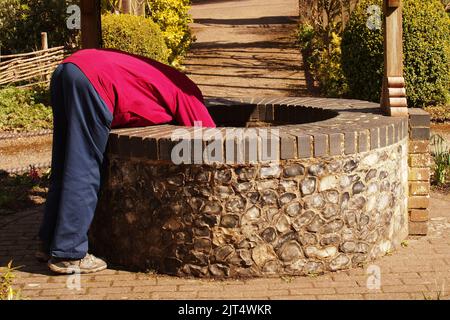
[317,294,363,300]
[409,141,429,154]
[408,168,430,181]
[364,293,411,300]
[409,221,428,235]
[133,285,177,293]
[88,286,132,295]
[382,284,428,293]
[152,291,198,299]
[242,289,289,298]
[409,209,429,222]
[290,287,336,295]
[408,154,431,167]
[409,182,430,196]
[408,196,429,209]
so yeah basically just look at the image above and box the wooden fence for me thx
[0,46,65,87]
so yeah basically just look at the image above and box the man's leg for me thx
[49,63,113,264]
[38,64,68,253]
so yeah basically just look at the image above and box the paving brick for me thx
[197,290,244,299]
[313,280,358,288]
[270,295,317,300]
[38,288,88,296]
[59,294,106,300]
[112,280,156,287]
[179,284,224,291]
[268,281,314,290]
[133,285,178,293]
[290,287,336,295]
[382,284,428,293]
[105,293,149,300]
[152,291,198,299]
[335,286,375,294]
[88,286,133,295]
[317,294,364,300]
[364,293,411,300]
[242,289,289,298]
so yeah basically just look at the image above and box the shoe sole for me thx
[48,262,107,274]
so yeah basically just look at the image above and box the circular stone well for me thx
[90,97,409,278]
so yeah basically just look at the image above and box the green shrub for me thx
[0,261,22,300]
[424,104,450,122]
[298,22,348,97]
[146,0,195,68]
[0,86,52,132]
[0,0,80,54]
[430,134,450,186]
[342,0,450,107]
[101,13,170,63]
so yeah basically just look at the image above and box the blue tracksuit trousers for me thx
[39,63,113,259]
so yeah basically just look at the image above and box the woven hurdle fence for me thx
[0,46,65,88]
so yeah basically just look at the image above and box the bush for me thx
[146,0,195,68]
[0,0,80,54]
[101,0,195,68]
[425,105,450,122]
[0,86,52,132]
[298,22,348,97]
[0,261,22,300]
[101,13,170,63]
[342,0,450,107]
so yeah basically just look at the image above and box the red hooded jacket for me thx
[63,49,216,129]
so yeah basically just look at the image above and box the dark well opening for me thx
[207,104,338,127]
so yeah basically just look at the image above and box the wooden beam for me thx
[80,0,102,49]
[381,0,408,116]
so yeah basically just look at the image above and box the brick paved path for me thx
[1,190,449,300]
[184,0,309,98]
[1,0,450,300]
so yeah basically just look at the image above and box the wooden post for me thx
[381,0,408,116]
[80,0,102,49]
[41,32,48,50]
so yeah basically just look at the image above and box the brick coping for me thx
[107,97,409,161]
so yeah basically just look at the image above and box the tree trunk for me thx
[121,0,131,14]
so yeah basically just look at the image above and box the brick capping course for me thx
[107,97,409,162]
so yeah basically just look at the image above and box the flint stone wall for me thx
[91,140,408,278]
